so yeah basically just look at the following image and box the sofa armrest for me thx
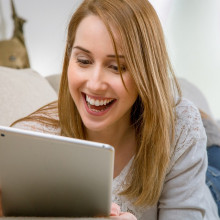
[0,67,58,126]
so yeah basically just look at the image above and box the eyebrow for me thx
[73,46,125,59]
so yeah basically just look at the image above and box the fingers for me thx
[110,203,121,216]
[119,212,137,220]
[110,212,137,220]
[110,203,137,220]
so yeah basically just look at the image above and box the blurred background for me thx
[0,0,220,119]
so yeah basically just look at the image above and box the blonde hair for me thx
[13,0,181,206]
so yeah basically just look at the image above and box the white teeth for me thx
[86,95,113,106]
[90,99,95,105]
[95,100,99,106]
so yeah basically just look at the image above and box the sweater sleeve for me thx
[158,99,219,220]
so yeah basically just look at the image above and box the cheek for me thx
[67,65,82,103]
[122,75,138,101]
[67,63,83,92]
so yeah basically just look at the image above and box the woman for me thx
[1,0,219,219]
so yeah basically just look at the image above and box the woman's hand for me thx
[110,203,137,220]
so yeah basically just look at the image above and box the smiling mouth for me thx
[83,93,116,112]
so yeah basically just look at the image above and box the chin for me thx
[82,119,110,133]
[84,123,105,132]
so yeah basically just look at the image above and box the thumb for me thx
[110,203,121,216]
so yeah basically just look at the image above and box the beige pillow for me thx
[46,74,61,95]
[0,67,58,126]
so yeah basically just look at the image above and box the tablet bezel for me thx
[0,125,114,217]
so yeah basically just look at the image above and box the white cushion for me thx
[0,67,58,126]
[46,74,61,94]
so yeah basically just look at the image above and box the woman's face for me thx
[67,15,138,132]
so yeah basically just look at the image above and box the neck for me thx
[85,116,137,178]
[86,122,136,152]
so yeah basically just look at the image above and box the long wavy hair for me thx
[13,0,181,206]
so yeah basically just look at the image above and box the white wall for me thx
[1,0,220,119]
[0,0,82,76]
[150,0,220,119]
[164,0,220,119]
[0,0,168,76]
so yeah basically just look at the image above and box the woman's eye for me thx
[76,58,92,65]
[109,65,126,73]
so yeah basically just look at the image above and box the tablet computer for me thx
[0,125,114,217]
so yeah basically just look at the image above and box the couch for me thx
[0,67,58,127]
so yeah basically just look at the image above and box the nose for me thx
[86,65,108,93]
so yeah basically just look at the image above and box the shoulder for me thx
[174,97,205,141]
[169,98,207,169]
[175,97,201,126]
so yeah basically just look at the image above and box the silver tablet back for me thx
[0,126,114,217]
